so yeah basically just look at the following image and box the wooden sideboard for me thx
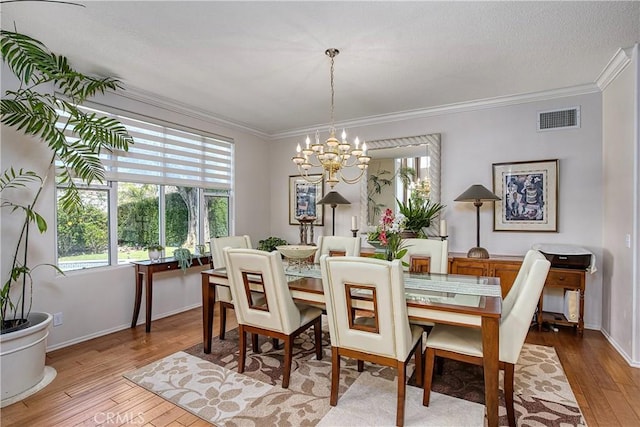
[449,253,586,335]
[449,254,523,298]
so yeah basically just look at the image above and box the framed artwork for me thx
[288,175,324,225]
[492,159,558,232]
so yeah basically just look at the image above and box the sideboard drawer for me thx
[545,269,582,289]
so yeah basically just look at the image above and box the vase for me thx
[385,249,394,261]
[367,240,384,250]
[1,312,56,407]
[148,249,162,262]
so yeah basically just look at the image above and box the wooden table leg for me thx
[144,268,152,333]
[202,272,216,354]
[482,316,499,427]
[131,267,143,328]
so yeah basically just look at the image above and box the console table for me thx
[130,255,211,332]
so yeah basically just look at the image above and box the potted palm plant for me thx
[1,30,133,404]
[396,197,445,238]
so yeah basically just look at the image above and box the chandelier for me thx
[409,177,431,199]
[291,48,370,189]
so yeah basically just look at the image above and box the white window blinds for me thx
[58,105,234,190]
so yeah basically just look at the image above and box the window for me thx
[204,190,230,241]
[56,105,234,271]
[57,187,110,271]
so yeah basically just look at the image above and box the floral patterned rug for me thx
[124,325,586,426]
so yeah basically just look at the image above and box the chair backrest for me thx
[223,248,301,334]
[210,235,252,268]
[499,249,550,364]
[320,255,414,361]
[400,238,448,273]
[313,236,361,263]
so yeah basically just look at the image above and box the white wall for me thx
[602,45,639,364]
[0,73,272,349]
[271,92,604,330]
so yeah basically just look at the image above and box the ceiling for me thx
[1,1,639,137]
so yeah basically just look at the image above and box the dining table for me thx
[200,265,502,427]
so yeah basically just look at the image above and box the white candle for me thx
[440,219,447,236]
[351,216,358,230]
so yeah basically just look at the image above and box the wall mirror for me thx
[359,133,441,232]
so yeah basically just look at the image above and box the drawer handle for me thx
[557,276,565,281]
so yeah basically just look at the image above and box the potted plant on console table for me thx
[0,30,132,406]
[396,197,445,238]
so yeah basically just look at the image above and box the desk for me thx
[130,255,211,332]
[201,267,502,427]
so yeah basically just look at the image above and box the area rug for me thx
[124,325,586,426]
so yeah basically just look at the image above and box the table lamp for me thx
[454,184,501,259]
[317,191,351,236]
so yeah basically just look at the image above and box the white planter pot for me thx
[1,312,56,406]
[148,249,162,261]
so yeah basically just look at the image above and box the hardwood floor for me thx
[1,307,639,426]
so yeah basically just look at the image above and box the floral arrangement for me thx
[367,208,409,262]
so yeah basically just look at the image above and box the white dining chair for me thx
[210,235,252,339]
[320,255,423,426]
[313,235,361,263]
[422,249,550,427]
[224,248,323,389]
[400,238,448,273]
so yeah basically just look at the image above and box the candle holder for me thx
[351,229,359,237]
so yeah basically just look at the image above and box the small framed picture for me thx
[492,159,558,232]
[288,175,324,226]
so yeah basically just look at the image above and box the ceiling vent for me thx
[537,107,580,131]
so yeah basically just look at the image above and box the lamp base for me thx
[467,247,490,259]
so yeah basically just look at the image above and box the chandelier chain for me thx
[328,50,336,132]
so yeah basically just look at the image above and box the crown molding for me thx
[118,82,600,142]
[116,86,271,139]
[596,47,632,91]
[273,84,600,140]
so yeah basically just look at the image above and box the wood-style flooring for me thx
[1,306,639,426]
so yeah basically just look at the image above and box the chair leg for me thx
[435,355,444,375]
[396,361,407,427]
[414,336,423,388]
[219,305,227,340]
[505,363,516,427]
[357,360,364,372]
[330,347,340,406]
[282,336,293,389]
[238,326,247,374]
[314,318,323,360]
[252,333,259,353]
[422,347,436,406]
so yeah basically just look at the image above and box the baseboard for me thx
[600,328,639,367]
[45,303,202,352]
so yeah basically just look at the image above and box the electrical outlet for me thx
[53,312,63,326]
[625,234,631,248]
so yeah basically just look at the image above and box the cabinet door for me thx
[491,262,521,298]
[451,259,489,277]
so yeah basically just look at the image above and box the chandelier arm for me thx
[296,167,325,185]
[336,167,367,184]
